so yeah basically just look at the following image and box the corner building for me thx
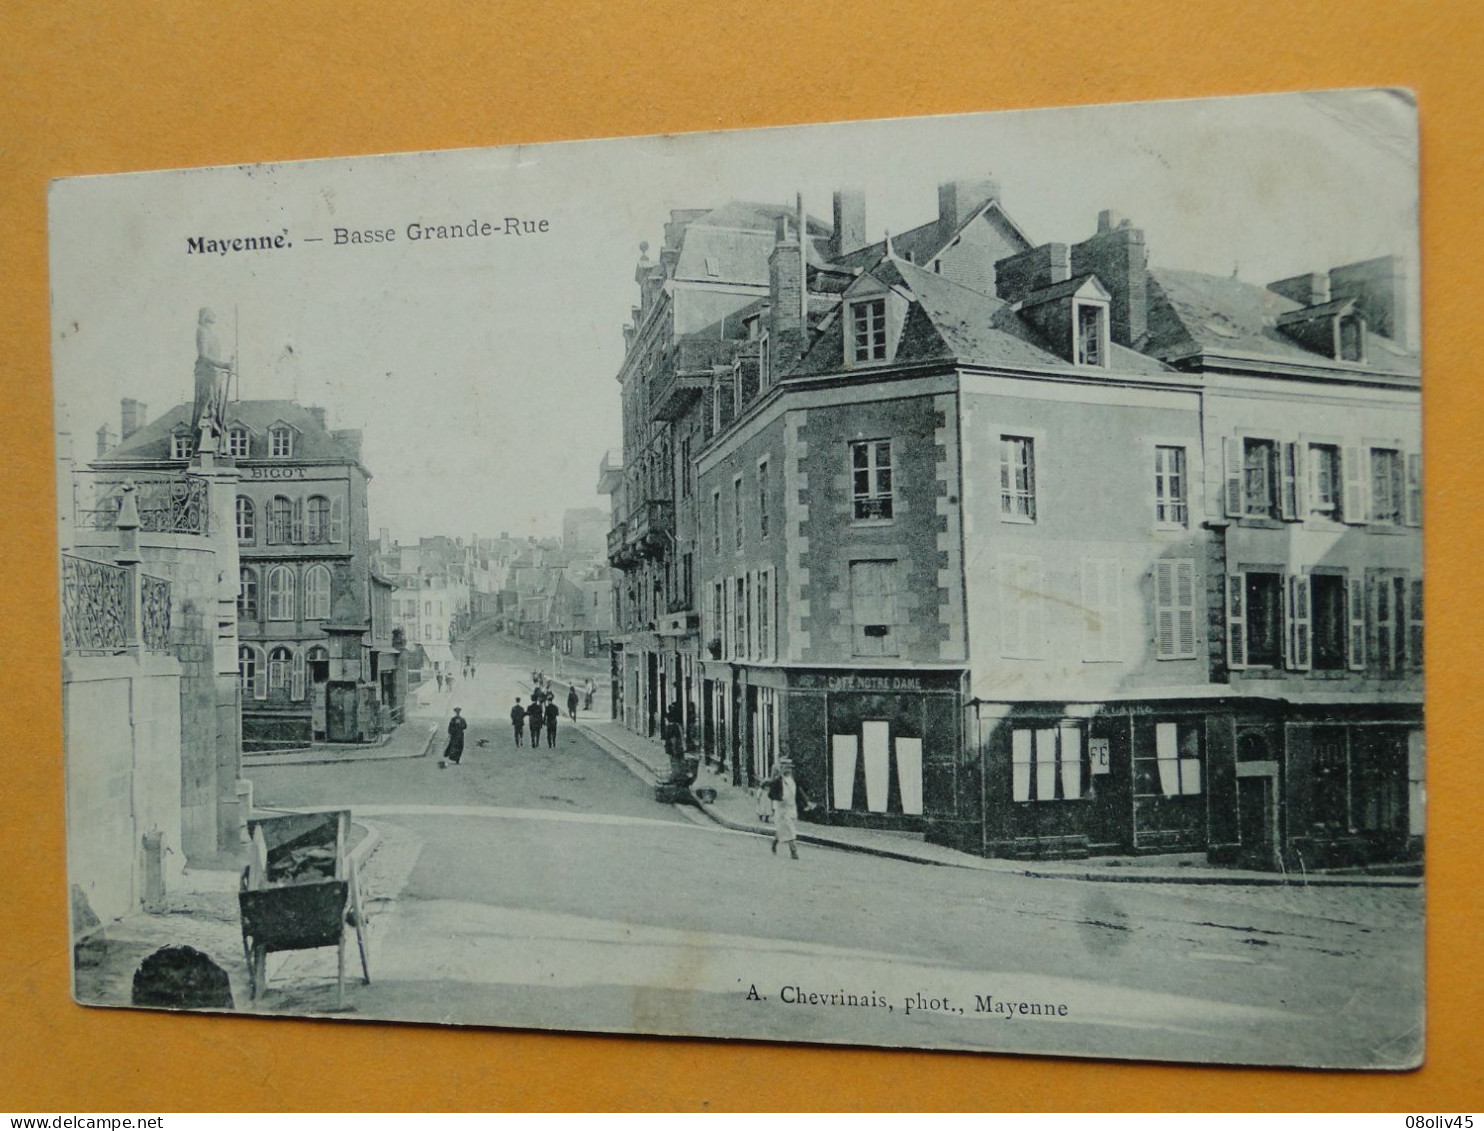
[612,181,1422,870]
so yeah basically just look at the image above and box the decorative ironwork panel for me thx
[61,554,130,653]
[140,573,172,652]
[79,475,210,535]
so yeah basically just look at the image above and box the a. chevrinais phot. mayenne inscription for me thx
[49,89,1422,1068]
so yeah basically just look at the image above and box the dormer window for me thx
[270,425,293,458]
[1338,315,1365,362]
[228,426,250,458]
[171,431,193,460]
[1076,303,1107,367]
[851,298,887,363]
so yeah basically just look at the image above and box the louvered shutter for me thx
[1226,574,1247,669]
[1223,437,1244,518]
[1153,561,1176,660]
[1408,577,1424,672]
[1175,559,1197,659]
[1287,573,1312,671]
[1280,442,1299,520]
[330,495,345,543]
[253,650,267,700]
[1347,575,1367,670]
[1405,453,1422,526]
[292,498,305,543]
[1342,445,1368,524]
[291,649,305,700]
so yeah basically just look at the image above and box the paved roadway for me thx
[250,637,1424,1068]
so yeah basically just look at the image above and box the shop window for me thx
[1135,722,1203,797]
[1011,724,1084,802]
[1311,727,1349,830]
[1353,729,1406,833]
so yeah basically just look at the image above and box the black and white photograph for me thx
[50,89,1423,1069]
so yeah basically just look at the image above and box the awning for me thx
[421,642,458,667]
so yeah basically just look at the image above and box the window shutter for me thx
[1405,453,1422,526]
[1223,437,1244,519]
[253,651,267,700]
[292,498,305,543]
[1408,577,1424,672]
[1226,574,1247,669]
[291,650,305,700]
[330,496,345,543]
[1153,561,1176,660]
[1347,574,1367,670]
[1287,573,1312,671]
[1280,441,1299,520]
[1342,445,1368,524]
[1175,559,1197,659]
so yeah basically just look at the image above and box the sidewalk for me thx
[242,716,438,769]
[574,715,1419,889]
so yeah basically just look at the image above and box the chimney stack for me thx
[995,244,1071,304]
[1267,272,1331,308]
[307,405,328,430]
[120,398,146,440]
[832,189,867,259]
[1071,211,1148,348]
[937,179,1000,234]
[768,213,805,372]
[1328,255,1408,348]
[96,423,117,458]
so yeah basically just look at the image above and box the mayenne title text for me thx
[184,217,551,256]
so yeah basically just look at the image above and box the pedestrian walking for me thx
[510,697,526,747]
[761,756,814,860]
[446,673,457,695]
[436,670,445,692]
[567,685,580,721]
[583,678,595,711]
[441,707,467,768]
[526,697,544,747]
[544,697,560,747]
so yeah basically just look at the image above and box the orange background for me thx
[1,0,1478,1112]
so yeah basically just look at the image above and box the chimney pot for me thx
[1267,272,1330,308]
[832,189,867,259]
[120,398,146,440]
[938,179,1000,233]
[1071,220,1148,348]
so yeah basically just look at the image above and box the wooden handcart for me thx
[238,808,371,1007]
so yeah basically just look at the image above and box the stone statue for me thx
[191,307,234,446]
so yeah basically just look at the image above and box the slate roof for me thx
[795,256,1171,378]
[96,399,363,463]
[826,197,1030,275]
[1144,268,1419,374]
[671,202,832,286]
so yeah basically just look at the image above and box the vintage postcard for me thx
[50,89,1423,1068]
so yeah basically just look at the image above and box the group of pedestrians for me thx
[510,690,561,749]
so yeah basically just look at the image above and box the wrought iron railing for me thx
[61,553,173,655]
[77,475,210,535]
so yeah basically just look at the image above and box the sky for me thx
[49,89,1419,544]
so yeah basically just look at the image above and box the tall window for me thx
[1075,304,1105,367]
[1311,573,1347,671]
[851,298,887,363]
[238,645,257,693]
[1154,446,1187,527]
[1373,573,1407,675]
[228,427,250,458]
[733,475,744,550]
[270,426,293,457]
[850,559,899,657]
[268,646,292,693]
[305,495,330,543]
[235,496,255,542]
[1309,444,1342,518]
[851,439,893,521]
[757,569,772,659]
[1011,725,1084,802]
[712,489,722,554]
[734,577,746,659]
[999,435,1036,521]
[679,437,692,499]
[1370,448,1403,524]
[304,564,332,620]
[267,496,293,544]
[266,565,295,621]
[1239,571,1283,667]
[1135,722,1203,797]
[1242,439,1279,518]
[757,459,770,538]
[238,566,259,621]
[759,332,771,390]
